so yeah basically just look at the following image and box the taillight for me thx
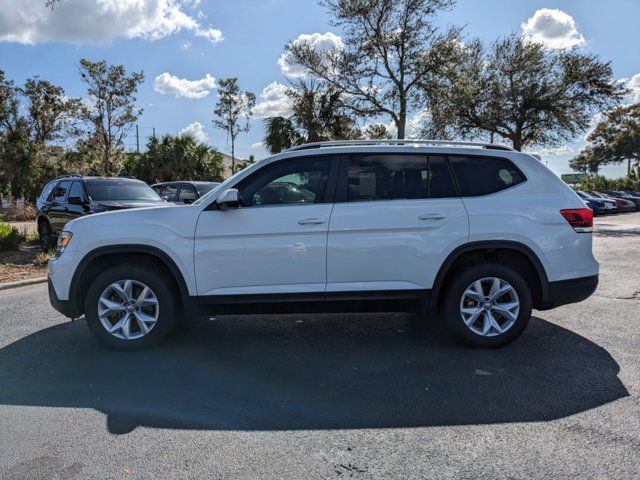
[560,208,593,233]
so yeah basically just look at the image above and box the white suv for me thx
[47,140,599,349]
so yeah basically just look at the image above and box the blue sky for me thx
[1,0,638,177]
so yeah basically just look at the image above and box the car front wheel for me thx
[443,263,532,348]
[84,264,178,350]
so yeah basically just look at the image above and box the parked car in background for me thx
[596,191,636,212]
[576,191,617,214]
[575,191,608,215]
[151,181,220,204]
[587,191,633,212]
[605,190,640,210]
[36,175,165,251]
[48,139,599,350]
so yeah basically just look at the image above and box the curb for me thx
[0,276,48,291]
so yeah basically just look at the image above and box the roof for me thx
[284,139,515,153]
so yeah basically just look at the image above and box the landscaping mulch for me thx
[0,245,49,284]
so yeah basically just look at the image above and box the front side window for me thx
[449,156,525,197]
[238,157,332,207]
[346,154,457,201]
[52,180,71,202]
[68,181,85,201]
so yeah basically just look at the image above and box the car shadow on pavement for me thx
[0,313,628,434]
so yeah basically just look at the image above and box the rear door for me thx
[326,153,469,294]
[63,181,88,225]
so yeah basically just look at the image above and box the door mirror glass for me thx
[217,189,240,210]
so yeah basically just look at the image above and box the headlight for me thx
[56,231,73,255]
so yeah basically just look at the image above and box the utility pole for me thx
[152,127,156,139]
[136,124,140,153]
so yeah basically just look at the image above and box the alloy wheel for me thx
[98,279,160,340]
[459,277,520,337]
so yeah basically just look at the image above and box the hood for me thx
[93,200,166,211]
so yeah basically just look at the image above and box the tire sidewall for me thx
[39,221,51,252]
[444,264,533,348]
[84,264,178,350]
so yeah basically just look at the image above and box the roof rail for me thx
[54,173,83,180]
[284,139,515,152]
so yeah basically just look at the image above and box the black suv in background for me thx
[36,175,165,251]
[151,181,220,204]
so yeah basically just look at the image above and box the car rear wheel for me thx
[84,264,178,350]
[38,221,53,252]
[443,263,532,348]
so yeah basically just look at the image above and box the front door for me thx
[194,155,338,297]
[326,153,469,294]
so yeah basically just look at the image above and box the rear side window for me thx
[178,185,197,202]
[449,156,525,197]
[346,154,456,201]
[68,181,85,200]
[40,181,57,201]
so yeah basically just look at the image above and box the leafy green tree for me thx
[213,78,256,174]
[424,35,626,150]
[130,134,224,184]
[362,123,393,139]
[79,59,144,175]
[262,81,357,153]
[569,146,607,175]
[284,0,459,139]
[585,103,640,174]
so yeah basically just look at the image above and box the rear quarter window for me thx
[449,156,525,197]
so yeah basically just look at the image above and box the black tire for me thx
[38,220,53,252]
[442,263,532,348]
[84,263,179,350]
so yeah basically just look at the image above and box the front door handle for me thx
[419,213,446,220]
[298,218,326,225]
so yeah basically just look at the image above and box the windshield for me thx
[195,183,220,196]
[86,180,163,202]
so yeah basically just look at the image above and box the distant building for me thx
[219,153,254,178]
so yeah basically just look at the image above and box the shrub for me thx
[0,223,26,251]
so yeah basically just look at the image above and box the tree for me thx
[284,0,459,139]
[129,134,224,184]
[262,80,357,153]
[213,78,255,174]
[569,146,607,175]
[79,59,144,175]
[22,77,83,144]
[362,123,393,139]
[423,35,626,150]
[586,103,640,174]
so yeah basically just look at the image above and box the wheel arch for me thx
[430,241,550,311]
[69,245,193,318]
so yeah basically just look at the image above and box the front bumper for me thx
[539,275,599,310]
[48,278,82,318]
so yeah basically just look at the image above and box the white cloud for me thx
[278,32,343,77]
[178,122,208,144]
[535,145,574,156]
[251,141,264,148]
[521,8,585,50]
[154,72,216,99]
[0,0,223,45]
[252,82,293,118]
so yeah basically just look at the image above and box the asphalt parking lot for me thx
[1,214,639,479]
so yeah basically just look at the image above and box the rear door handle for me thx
[419,213,446,220]
[298,218,326,225]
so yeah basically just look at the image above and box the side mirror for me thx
[217,188,240,210]
[67,196,85,205]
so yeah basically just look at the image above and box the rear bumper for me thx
[538,275,598,310]
[48,278,82,319]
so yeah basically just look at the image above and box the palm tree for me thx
[262,80,358,154]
